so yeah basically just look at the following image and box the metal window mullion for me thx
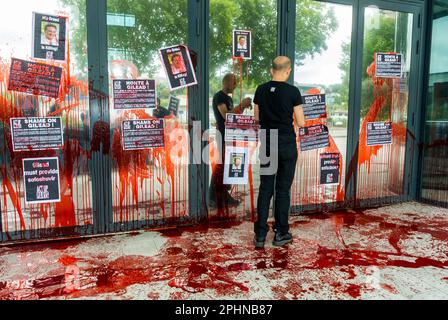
[345,0,364,208]
[188,0,209,222]
[86,0,113,234]
[277,0,296,84]
[416,0,433,202]
[403,4,425,201]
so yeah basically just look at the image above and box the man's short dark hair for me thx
[45,24,57,32]
[222,73,236,85]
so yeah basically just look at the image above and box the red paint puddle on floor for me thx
[58,256,78,266]
[165,247,184,255]
[345,284,361,299]
[272,279,304,300]
[1,207,448,300]
[381,283,398,294]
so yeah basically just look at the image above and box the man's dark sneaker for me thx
[225,194,240,207]
[273,233,293,247]
[253,236,265,249]
[209,199,217,209]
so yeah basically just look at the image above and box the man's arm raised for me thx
[294,105,306,128]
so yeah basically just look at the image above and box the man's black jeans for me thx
[255,134,298,239]
[209,133,231,205]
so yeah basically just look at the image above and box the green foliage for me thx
[60,0,337,89]
[336,13,399,118]
[362,15,396,74]
[107,0,188,76]
[361,14,396,119]
[295,0,338,64]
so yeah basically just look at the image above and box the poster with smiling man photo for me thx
[32,12,67,61]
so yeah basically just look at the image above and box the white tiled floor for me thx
[0,202,447,300]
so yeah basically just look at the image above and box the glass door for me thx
[354,1,422,207]
[106,0,190,230]
[293,0,353,213]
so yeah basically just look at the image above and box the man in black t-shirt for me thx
[253,56,306,248]
[209,73,252,209]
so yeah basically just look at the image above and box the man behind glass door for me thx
[253,56,306,248]
[209,73,252,209]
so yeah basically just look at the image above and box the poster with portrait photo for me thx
[159,45,197,91]
[223,146,250,186]
[233,30,252,60]
[32,12,67,61]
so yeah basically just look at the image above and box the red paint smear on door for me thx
[0,166,26,231]
[111,109,188,221]
[55,194,76,228]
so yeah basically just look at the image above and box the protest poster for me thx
[233,29,252,60]
[8,58,62,98]
[225,113,259,142]
[159,45,197,91]
[32,12,67,61]
[168,96,180,116]
[302,94,327,120]
[122,119,165,150]
[299,124,330,152]
[10,117,63,152]
[113,79,156,110]
[376,53,402,78]
[320,153,340,185]
[366,121,393,146]
[223,146,250,185]
[23,157,61,204]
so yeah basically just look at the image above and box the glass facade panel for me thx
[106,0,189,224]
[293,1,352,210]
[421,0,448,206]
[0,0,92,234]
[356,7,413,203]
[208,0,277,220]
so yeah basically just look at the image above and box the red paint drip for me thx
[345,284,361,299]
[54,194,76,228]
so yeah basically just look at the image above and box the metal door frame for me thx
[286,0,426,213]
[351,0,424,208]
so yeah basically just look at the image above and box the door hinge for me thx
[416,40,420,55]
[418,14,421,28]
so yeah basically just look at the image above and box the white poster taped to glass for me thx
[223,146,250,185]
